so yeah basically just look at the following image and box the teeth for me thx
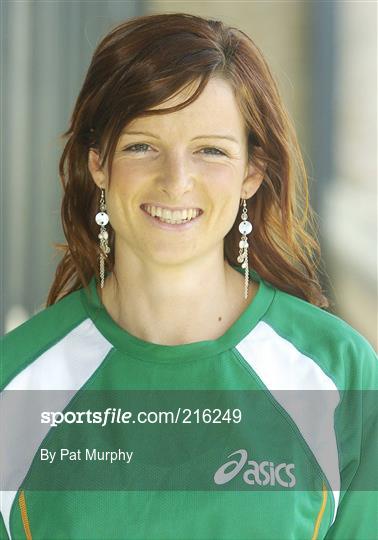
[144,205,199,221]
[159,218,188,224]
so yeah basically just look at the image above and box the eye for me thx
[199,147,226,156]
[123,144,226,156]
[123,143,152,153]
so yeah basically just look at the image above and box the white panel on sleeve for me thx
[0,318,113,539]
[235,321,340,525]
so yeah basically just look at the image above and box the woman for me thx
[1,12,376,540]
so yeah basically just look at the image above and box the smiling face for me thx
[88,76,264,268]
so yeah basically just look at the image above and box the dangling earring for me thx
[95,188,110,289]
[237,198,253,300]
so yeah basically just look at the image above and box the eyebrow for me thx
[121,130,239,143]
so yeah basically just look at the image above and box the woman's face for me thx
[88,76,264,267]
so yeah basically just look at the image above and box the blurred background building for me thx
[1,0,377,348]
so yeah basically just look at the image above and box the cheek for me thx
[204,168,242,210]
[107,163,138,201]
[108,160,154,201]
[105,178,134,228]
[202,162,242,187]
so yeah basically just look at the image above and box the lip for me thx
[140,205,203,231]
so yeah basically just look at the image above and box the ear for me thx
[241,154,266,199]
[88,148,107,189]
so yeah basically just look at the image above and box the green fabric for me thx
[262,287,378,540]
[0,512,9,540]
[1,268,377,539]
[0,289,87,390]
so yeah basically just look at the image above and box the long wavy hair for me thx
[46,12,329,308]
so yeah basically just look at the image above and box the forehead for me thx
[124,77,247,137]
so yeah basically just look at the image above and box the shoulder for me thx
[260,284,377,390]
[0,288,88,389]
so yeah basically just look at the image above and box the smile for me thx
[140,204,203,230]
[141,204,203,224]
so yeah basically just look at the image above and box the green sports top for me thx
[1,268,377,540]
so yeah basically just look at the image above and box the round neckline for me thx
[80,266,275,362]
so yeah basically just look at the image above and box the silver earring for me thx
[237,198,253,300]
[95,188,110,289]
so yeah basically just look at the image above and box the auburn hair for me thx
[46,12,329,308]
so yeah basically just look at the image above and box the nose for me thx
[157,152,195,199]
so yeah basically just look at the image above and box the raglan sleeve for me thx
[324,338,378,540]
[0,336,11,540]
[0,512,10,540]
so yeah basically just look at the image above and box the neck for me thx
[99,246,257,346]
